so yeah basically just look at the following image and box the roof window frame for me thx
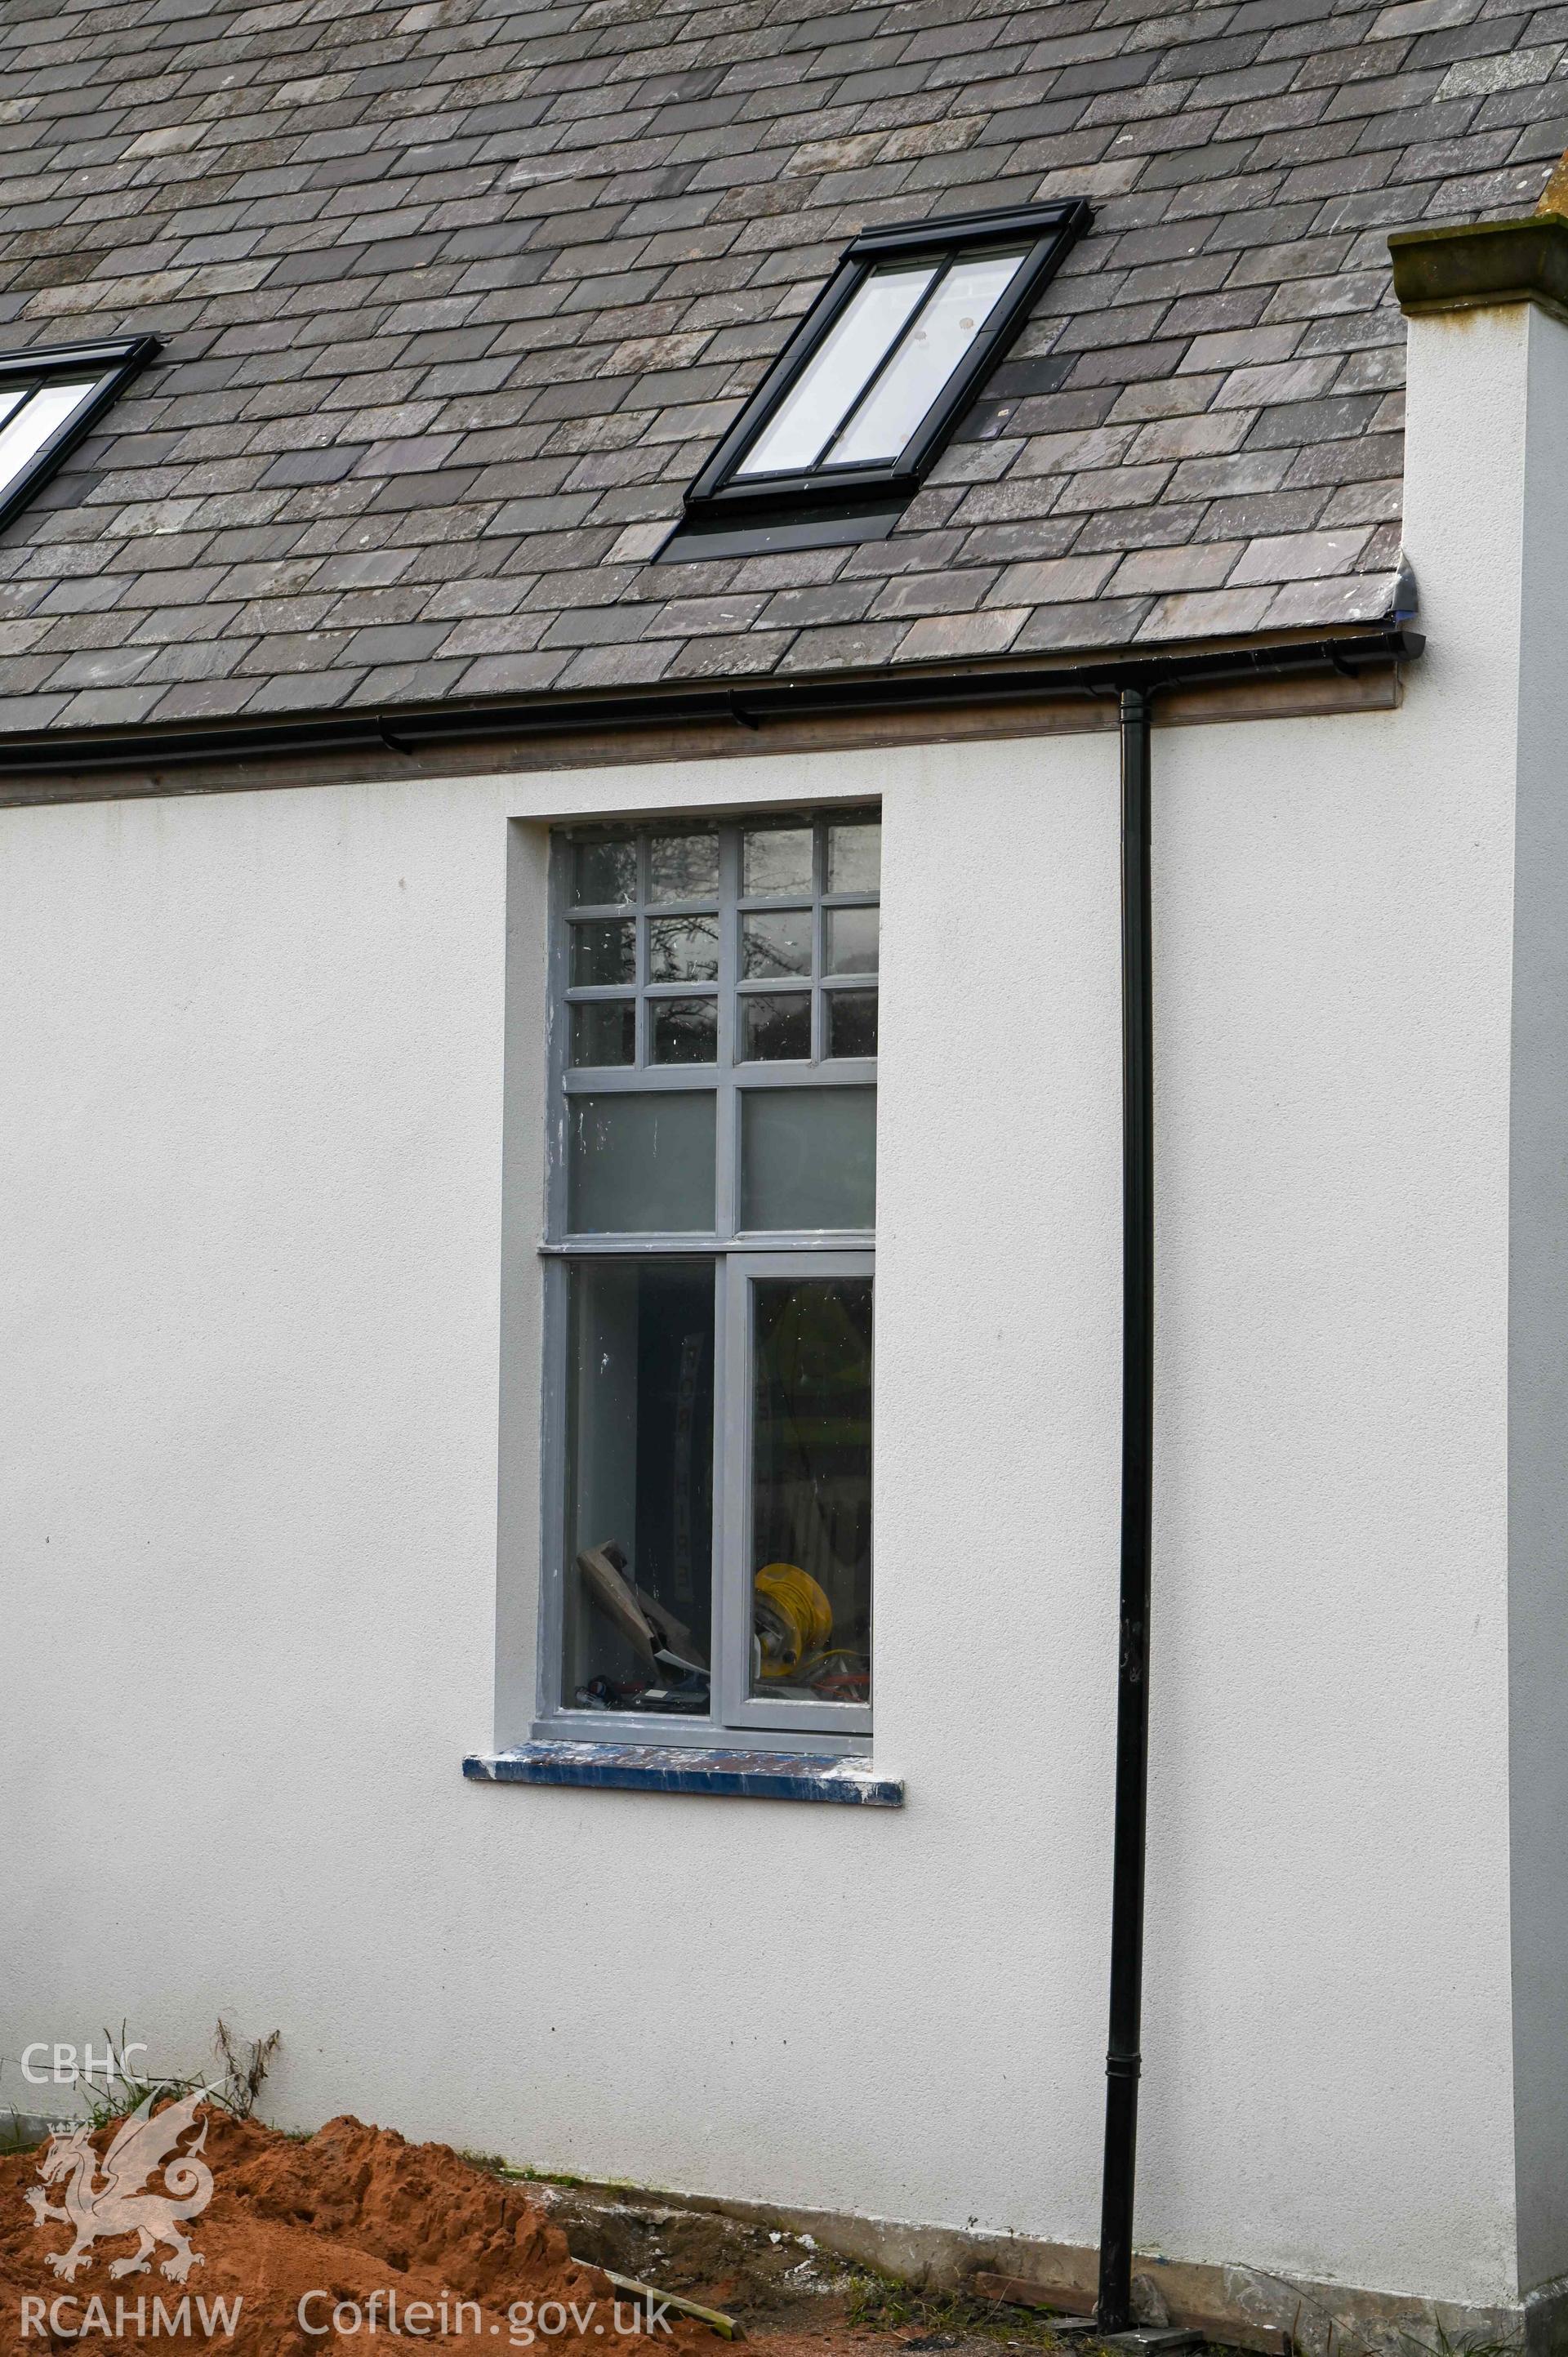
[0,336,161,539]
[663,200,1089,560]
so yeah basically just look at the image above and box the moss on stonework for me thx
[1388,215,1568,326]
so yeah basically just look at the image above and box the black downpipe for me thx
[1097,684,1155,2335]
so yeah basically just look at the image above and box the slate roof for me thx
[0,0,1561,738]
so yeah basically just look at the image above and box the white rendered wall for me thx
[0,318,1543,2306]
[1502,299,1568,2300]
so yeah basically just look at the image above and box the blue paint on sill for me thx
[463,1740,903,1807]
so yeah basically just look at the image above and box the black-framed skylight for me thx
[0,336,160,538]
[659,200,1090,564]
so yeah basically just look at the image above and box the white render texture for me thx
[2,304,1565,2320]
[1502,301,1568,2301]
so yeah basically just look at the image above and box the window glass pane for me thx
[749,1275,872,1705]
[568,1093,716,1232]
[742,908,812,979]
[573,836,636,906]
[741,1086,875,1229]
[827,989,878,1058]
[564,1259,714,1718]
[743,825,812,897]
[737,266,935,478]
[827,819,880,893]
[571,1000,635,1067]
[572,919,635,986]
[649,831,719,903]
[824,906,878,975]
[830,252,1025,466]
[740,992,810,1063]
[652,997,718,1065]
[649,916,719,982]
[0,378,100,502]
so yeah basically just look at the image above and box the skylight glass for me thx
[666,200,1089,562]
[0,381,105,504]
[737,266,934,478]
[830,251,1024,466]
[0,336,160,540]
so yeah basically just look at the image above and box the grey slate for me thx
[0,0,1560,737]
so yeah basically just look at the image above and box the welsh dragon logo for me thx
[25,2087,215,2283]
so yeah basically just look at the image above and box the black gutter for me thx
[0,625,1421,780]
[1098,684,1154,2336]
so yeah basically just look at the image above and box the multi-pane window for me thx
[541,811,879,1750]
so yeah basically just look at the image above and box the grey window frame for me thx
[535,812,878,1756]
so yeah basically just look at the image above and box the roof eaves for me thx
[0,619,1423,795]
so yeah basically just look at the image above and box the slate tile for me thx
[1320,476,1403,524]
[1244,391,1381,446]
[754,581,878,630]
[135,636,251,684]
[1135,582,1278,638]
[991,551,1119,604]
[539,603,648,648]
[52,683,169,725]
[870,567,1000,619]
[840,527,966,577]
[0,0,1546,734]
[1071,500,1212,554]
[886,608,1023,664]
[342,621,454,662]
[1195,488,1334,538]
[1212,355,1346,411]
[37,640,154,688]
[1108,541,1245,594]
[556,637,679,687]
[1281,428,1404,488]
[775,620,907,671]
[1128,408,1254,463]
[0,693,72,729]
[664,628,800,676]
[1012,594,1155,651]
[1259,568,1396,626]
[244,667,369,711]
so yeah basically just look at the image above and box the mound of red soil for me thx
[0,2113,716,2357]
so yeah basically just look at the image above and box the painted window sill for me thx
[463,1740,903,1807]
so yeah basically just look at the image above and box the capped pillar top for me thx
[1390,185,1568,326]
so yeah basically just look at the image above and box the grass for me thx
[213,2022,281,2121]
[1405,2332,1518,2357]
[844,2267,1085,2349]
[76,2029,202,2132]
[47,2020,283,2134]
[461,2154,644,2194]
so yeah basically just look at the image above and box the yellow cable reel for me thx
[753,1562,833,1678]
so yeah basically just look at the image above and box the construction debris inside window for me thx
[564,1259,715,1716]
[749,1276,873,1706]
